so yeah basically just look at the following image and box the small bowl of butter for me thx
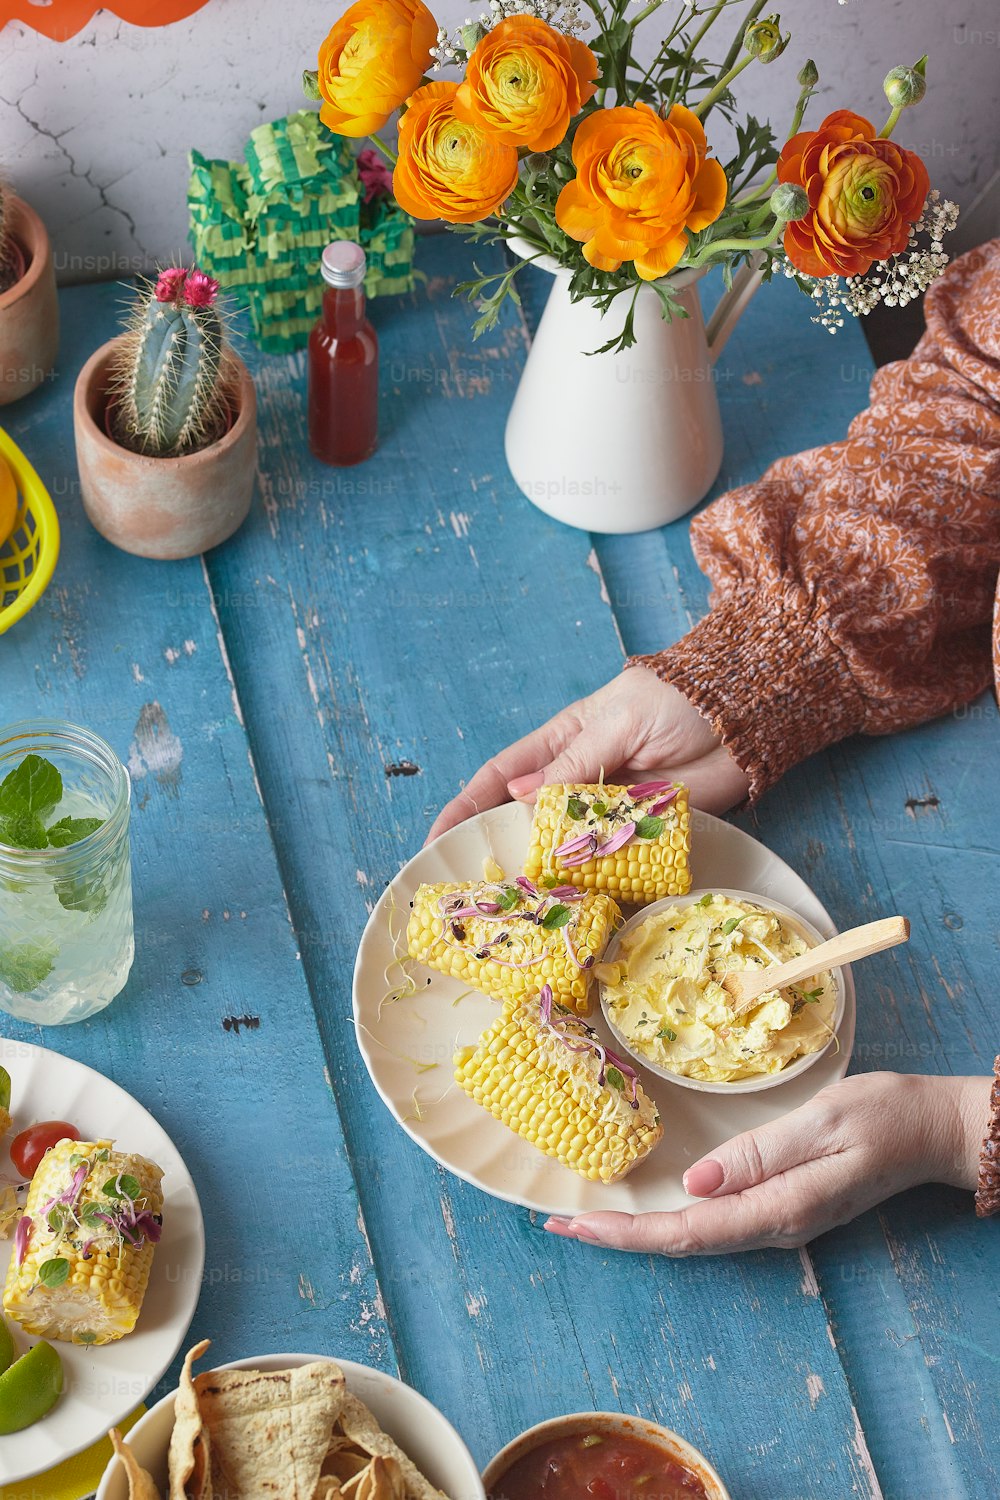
[597,888,846,1094]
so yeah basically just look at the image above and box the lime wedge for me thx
[0,1340,64,1433]
[0,1315,15,1377]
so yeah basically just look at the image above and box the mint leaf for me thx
[38,1258,70,1289]
[591,799,607,817]
[634,815,665,840]
[0,940,56,993]
[497,887,519,912]
[566,795,589,821]
[605,1065,625,1091]
[541,903,572,930]
[55,873,108,915]
[77,1331,98,1345]
[697,892,713,907]
[0,811,48,850]
[102,1173,140,1200]
[47,816,103,849]
[540,876,559,889]
[0,755,62,819]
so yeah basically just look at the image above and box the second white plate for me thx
[352,804,856,1218]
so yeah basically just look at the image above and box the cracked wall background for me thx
[0,0,996,283]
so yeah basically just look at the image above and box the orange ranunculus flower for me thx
[393,81,520,223]
[317,0,437,138]
[454,16,598,152]
[777,110,929,278]
[555,103,727,281]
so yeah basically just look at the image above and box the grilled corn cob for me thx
[454,985,662,1183]
[4,1138,164,1345]
[407,878,620,1017]
[524,781,692,904]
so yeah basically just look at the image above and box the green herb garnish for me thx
[634,815,664,840]
[541,903,572,930]
[566,795,589,821]
[0,755,62,821]
[591,799,607,817]
[799,986,824,1004]
[77,1331,98,1345]
[0,940,56,994]
[697,892,713,907]
[47,817,103,849]
[103,1174,140,1201]
[605,1066,626,1091]
[0,812,48,850]
[720,916,749,936]
[657,1026,678,1042]
[497,887,520,911]
[540,876,560,889]
[38,1258,69,1289]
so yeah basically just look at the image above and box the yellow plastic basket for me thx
[0,425,60,635]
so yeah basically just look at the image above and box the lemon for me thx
[0,1339,64,1434]
[0,453,17,548]
[0,1315,14,1377]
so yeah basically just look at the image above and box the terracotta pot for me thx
[0,194,59,406]
[483,1411,732,1500]
[73,337,257,560]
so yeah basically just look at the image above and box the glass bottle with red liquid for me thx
[308,241,378,466]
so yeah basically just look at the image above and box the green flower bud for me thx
[770,183,809,222]
[302,68,321,102]
[883,63,927,109]
[744,14,789,63]
[460,21,486,52]
[524,153,549,176]
[797,58,819,89]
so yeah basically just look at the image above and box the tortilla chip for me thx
[169,1340,213,1500]
[315,1483,345,1500]
[194,1360,346,1498]
[111,1429,163,1500]
[337,1395,448,1500]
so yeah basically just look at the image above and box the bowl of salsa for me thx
[483,1412,731,1500]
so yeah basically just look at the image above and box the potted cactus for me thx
[0,179,59,406]
[73,266,257,559]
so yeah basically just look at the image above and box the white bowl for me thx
[599,886,847,1095]
[483,1411,731,1499]
[97,1351,485,1500]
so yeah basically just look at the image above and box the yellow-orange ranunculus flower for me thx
[455,16,598,152]
[317,0,437,138]
[555,103,727,280]
[777,110,929,278]
[393,81,520,223]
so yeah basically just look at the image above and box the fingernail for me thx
[543,1217,603,1245]
[508,771,545,797]
[683,1159,725,1197]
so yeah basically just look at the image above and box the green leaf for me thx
[38,1258,69,1289]
[591,799,607,817]
[540,876,559,889]
[0,755,62,820]
[0,812,48,850]
[697,893,713,907]
[634,815,664,840]
[55,874,108,916]
[799,986,824,1004]
[721,916,746,936]
[566,795,589,821]
[541,903,572,931]
[47,816,103,849]
[0,940,56,994]
[0,1067,10,1111]
[657,1026,678,1043]
[103,1174,140,1200]
[605,1065,626,1091]
[497,887,520,911]
[76,1331,98,1345]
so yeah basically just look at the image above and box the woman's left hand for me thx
[544,1071,990,1255]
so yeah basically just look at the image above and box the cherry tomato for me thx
[10,1121,81,1180]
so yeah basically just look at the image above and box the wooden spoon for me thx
[722,915,910,1015]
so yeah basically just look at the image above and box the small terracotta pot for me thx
[0,194,59,407]
[483,1412,731,1500]
[73,337,257,560]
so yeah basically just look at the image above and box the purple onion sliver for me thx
[547,885,584,900]
[13,1214,31,1267]
[516,876,538,895]
[627,780,675,798]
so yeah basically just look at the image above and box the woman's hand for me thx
[544,1072,991,1255]
[427,666,750,842]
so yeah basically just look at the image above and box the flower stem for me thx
[879,104,902,139]
[690,51,755,118]
[684,218,783,267]
[683,0,729,56]
[366,134,398,166]
[716,0,767,80]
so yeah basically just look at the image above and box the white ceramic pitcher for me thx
[504,237,763,534]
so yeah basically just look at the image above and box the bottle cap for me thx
[321,241,367,289]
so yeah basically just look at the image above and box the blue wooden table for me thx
[2,234,998,1500]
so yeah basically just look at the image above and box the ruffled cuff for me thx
[628,587,867,802]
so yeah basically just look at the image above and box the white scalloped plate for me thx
[0,1040,203,1484]
[353,804,856,1218]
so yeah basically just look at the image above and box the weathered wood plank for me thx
[1,286,393,1396]
[204,232,889,1493]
